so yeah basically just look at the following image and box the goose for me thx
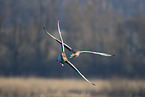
[43,27,114,58]
[56,20,95,86]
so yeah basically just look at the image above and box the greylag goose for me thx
[57,20,95,86]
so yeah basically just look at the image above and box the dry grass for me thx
[0,77,145,97]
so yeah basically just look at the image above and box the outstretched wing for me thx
[66,60,95,86]
[80,51,114,57]
[43,27,72,51]
[57,20,65,52]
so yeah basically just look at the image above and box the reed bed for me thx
[0,77,145,97]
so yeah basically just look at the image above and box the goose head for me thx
[70,50,81,58]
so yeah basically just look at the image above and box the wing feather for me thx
[57,20,65,52]
[43,27,72,51]
[80,51,114,57]
[66,61,95,86]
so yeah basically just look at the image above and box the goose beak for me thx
[70,54,73,58]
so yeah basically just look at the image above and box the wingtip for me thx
[92,83,96,86]
[57,20,60,31]
[112,54,115,56]
[43,27,46,30]
[58,19,60,24]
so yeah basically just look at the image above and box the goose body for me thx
[57,53,68,66]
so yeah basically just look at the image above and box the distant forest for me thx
[0,0,145,78]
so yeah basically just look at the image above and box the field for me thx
[0,77,145,97]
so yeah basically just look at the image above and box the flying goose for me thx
[56,20,95,86]
[43,27,114,58]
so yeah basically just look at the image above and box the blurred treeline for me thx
[0,0,145,78]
